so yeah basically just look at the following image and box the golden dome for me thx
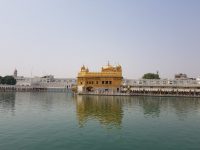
[101,62,121,72]
[81,65,86,71]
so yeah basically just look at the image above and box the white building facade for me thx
[15,75,76,90]
[123,78,199,87]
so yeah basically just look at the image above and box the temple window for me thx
[102,81,104,84]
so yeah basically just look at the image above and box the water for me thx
[0,92,200,150]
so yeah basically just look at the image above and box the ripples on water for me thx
[0,92,200,150]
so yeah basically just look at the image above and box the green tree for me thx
[0,76,2,84]
[0,76,16,85]
[142,73,160,79]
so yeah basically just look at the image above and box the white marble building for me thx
[123,78,199,87]
[15,74,76,90]
[15,76,32,86]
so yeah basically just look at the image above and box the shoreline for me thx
[0,90,200,98]
[1,85,200,98]
[0,85,71,92]
[76,92,200,98]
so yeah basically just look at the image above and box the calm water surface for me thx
[0,92,200,150]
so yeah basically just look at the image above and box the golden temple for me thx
[77,63,123,94]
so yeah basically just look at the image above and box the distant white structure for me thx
[197,76,200,84]
[175,73,188,80]
[16,76,32,86]
[15,72,76,90]
[123,78,198,87]
[38,75,76,89]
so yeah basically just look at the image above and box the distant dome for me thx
[86,68,89,72]
[102,65,113,69]
[81,65,86,71]
[101,63,122,73]
[81,65,89,72]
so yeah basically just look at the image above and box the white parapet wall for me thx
[123,78,199,87]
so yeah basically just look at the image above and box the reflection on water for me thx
[0,92,73,115]
[1,92,200,126]
[0,92,16,113]
[168,97,200,120]
[142,96,200,119]
[75,95,200,127]
[138,97,165,118]
[1,92,200,150]
[76,95,124,127]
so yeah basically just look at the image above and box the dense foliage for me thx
[0,76,16,85]
[142,73,160,79]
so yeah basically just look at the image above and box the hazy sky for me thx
[0,0,200,79]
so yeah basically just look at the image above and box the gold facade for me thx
[77,63,123,93]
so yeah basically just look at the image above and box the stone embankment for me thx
[77,85,200,98]
[0,85,47,92]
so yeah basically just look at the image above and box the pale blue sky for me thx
[0,0,200,79]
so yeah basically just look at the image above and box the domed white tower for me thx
[14,69,17,78]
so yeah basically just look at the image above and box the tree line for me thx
[0,76,16,85]
[142,73,160,79]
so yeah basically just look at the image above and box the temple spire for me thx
[108,61,110,66]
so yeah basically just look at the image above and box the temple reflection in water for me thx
[75,95,200,126]
[75,95,124,127]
